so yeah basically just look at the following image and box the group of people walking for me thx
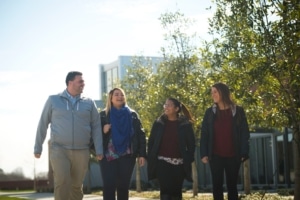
[33,71,250,200]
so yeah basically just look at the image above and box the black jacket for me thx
[147,115,195,182]
[100,109,146,158]
[200,104,250,161]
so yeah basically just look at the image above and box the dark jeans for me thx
[100,155,136,200]
[156,159,185,199]
[209,155,241,200]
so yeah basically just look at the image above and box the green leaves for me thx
[205,0,300,132]
[119,2,299,140]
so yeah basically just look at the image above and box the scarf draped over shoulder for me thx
[110,106,134,154]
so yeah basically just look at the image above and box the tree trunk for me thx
[243,159,251,195]
[293,125,300,199]
[136,158,141,192]
[192,161,198,197]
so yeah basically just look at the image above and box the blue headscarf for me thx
[110,106,134,154]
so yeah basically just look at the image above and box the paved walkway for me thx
[0,191,155,200]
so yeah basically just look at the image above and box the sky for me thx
[0,0,213,179]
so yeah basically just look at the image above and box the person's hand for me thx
[96,154,103,161]
[201,156,208,164]
[138,157,145,166]
[103,124,111,134]
[34,154,41,159]
[240,154,249,162]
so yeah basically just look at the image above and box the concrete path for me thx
[0,191,155,200]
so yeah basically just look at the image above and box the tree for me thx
[121,56,162,192]
[158,11,221,196]
[205,0,300,197]
[121,11,210,196]
[122,56,163,134]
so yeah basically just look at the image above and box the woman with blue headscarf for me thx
[99,88,146,200]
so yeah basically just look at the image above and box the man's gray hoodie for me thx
[34,90,103,155]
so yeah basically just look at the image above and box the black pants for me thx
[209,155,241,200]
[100,155,136,200]
[156,159,185,199]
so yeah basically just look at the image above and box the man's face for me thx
[69,75,85,95]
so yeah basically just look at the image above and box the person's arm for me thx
[200,108,210,163]
[91,101,103,160]
[147,121,157,159]
[185,123,196,162]
[34,96,52,158]
[133,112,146,165]
[239,106,250,162]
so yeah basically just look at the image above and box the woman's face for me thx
[111,89,125,109]
[163,99,178,118]
[211,87,221,104]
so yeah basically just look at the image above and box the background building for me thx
[98,55,163,100]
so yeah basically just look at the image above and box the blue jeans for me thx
[100,155,136,200]
[209,155,241,200]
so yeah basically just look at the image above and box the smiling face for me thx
[211,86,222,104]
[68,75,85,96]
[111,89,125,109]
[163,99,179,120]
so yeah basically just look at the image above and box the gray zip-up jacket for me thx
[34,90,103,155]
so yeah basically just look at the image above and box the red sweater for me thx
[158,120,181,158]
[213,109,235,157]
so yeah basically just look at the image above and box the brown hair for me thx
[212,82,234,107]
[212,83,236,119]
[166,97,195,123]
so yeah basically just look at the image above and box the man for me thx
[34,71,103,200]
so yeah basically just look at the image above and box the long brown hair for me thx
[212,82,235,108]
[212,83,235,119]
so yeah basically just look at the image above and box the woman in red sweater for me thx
[200,82,250,200]
[147,97,195,200]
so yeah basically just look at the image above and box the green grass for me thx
[0,197,27,200]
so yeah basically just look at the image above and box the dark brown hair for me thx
[166,97,195,123]
[65,71,82,86]
[212,82,234,107]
